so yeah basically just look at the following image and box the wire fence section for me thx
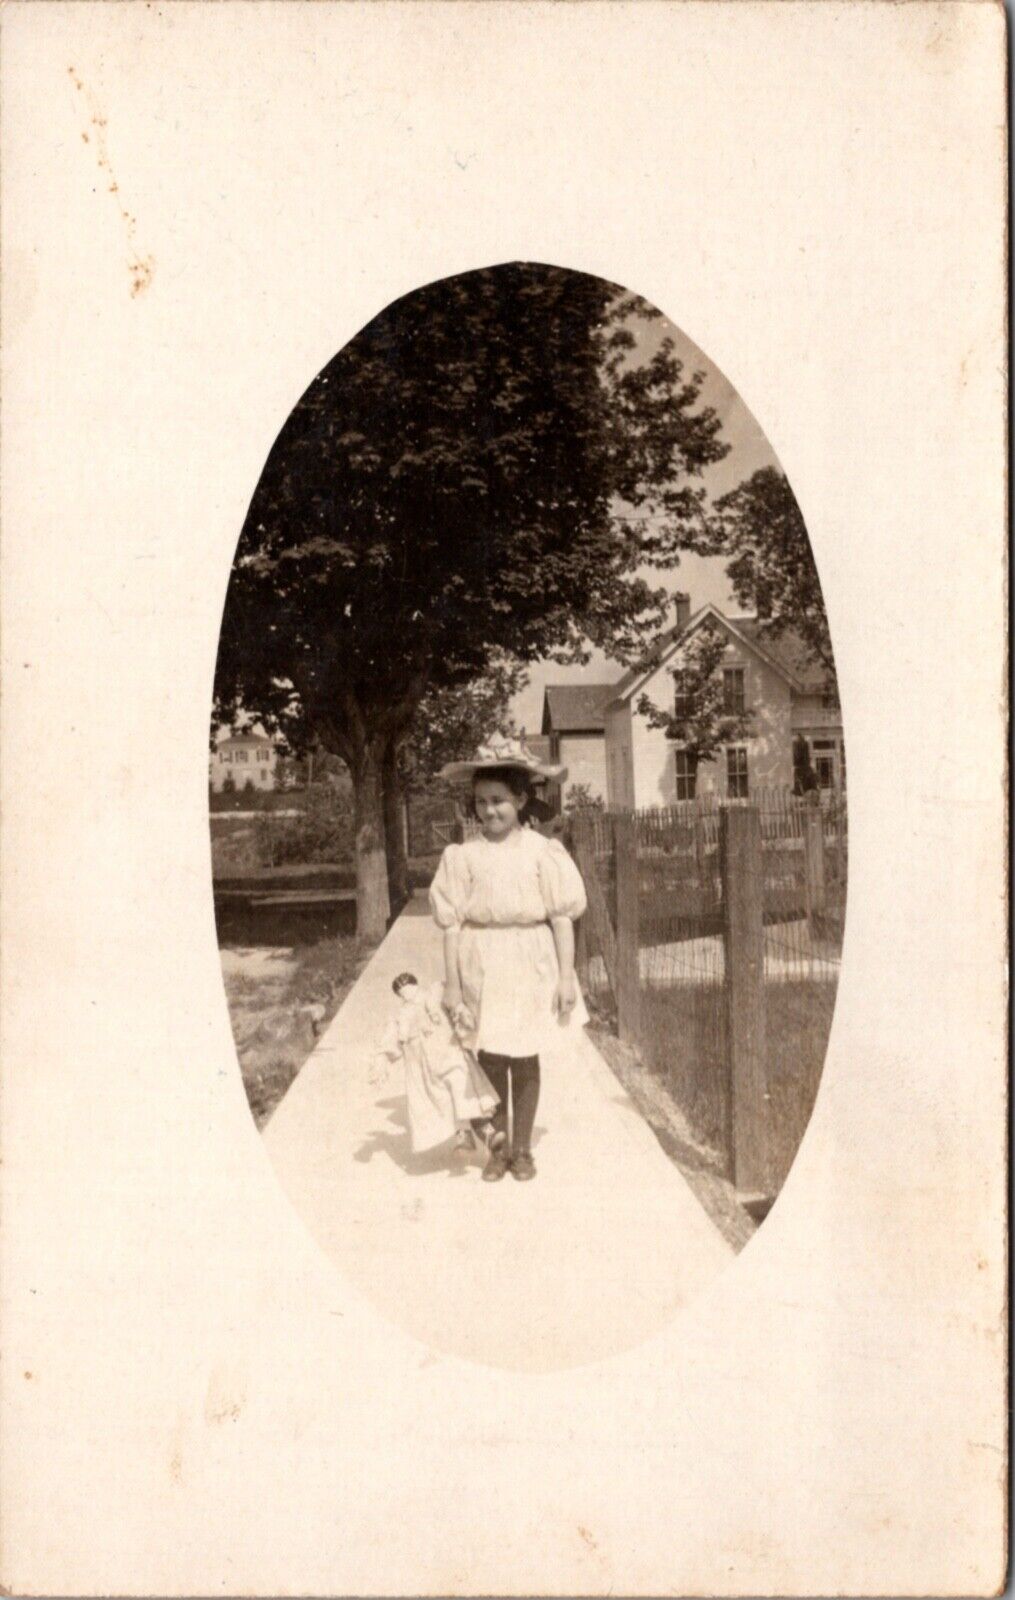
[568,788,847,1196]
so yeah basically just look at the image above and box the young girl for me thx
[429,742,588,1182]
[371,972,503,1158]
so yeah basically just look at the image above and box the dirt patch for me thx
[220,935,370,1126]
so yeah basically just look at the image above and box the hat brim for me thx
[437,756,568,786]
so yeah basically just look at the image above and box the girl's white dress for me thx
[429,827,589,1059]
[374,983,498,1154]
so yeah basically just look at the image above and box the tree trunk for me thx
[350,741,390,944]
[382,740,410,921]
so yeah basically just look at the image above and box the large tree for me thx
[214,264,729,938]
[711,467,834,677]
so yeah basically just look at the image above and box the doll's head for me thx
[392,972,420,1002]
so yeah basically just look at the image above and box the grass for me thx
[221,933,369,1127]
[637,978,834,1192]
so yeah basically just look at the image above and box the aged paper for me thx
[0,2,1006,1595]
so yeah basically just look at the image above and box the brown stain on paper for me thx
[168,1414,185,1484]
[203,1362,247,1427]
[67,67,154,298]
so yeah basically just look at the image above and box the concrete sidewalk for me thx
[264,899,733,1370]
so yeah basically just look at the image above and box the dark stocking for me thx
[478,1051,540,1154]
[476,1053,510,1144]
[510,1056,540,1154]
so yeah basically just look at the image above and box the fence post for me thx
[613,813,641,1046]
[720,805,771,1203]
[802,806,826,933]
[571,818,618,1002]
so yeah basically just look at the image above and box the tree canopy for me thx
[214,263,732,935]
[711,467,834,677]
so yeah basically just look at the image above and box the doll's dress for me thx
[375,985,498,1154]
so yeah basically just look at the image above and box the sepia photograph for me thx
[211,263,847,1364]
[1,2,1005,1592]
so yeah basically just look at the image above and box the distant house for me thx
[540,684,616,803]
[604,596,843,809]
[210,728,278,793]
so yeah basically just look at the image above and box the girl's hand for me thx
[554,974,577,1018]
[451,1002,474,1034]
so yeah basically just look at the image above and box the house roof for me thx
[215,725,273,746]
[608,605,832,704]
[732,620,830,694]
[541,684,617,733]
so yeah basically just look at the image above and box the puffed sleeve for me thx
[537,837,588,919]
[429,844,469,929]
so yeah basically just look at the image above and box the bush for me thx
[255,784,354,865]
[210,819,261,873]
[564,783,605,815]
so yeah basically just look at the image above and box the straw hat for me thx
[437,732,568,786]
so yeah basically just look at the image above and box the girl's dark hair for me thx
[392,972,418,995]
[471,765,534,821]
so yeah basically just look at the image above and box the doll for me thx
[371,973,504,1157]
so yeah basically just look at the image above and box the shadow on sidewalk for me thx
[354,1097,548,1177]
[354,1098,478,1179]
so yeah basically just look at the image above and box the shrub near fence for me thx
[568,788,846,1206]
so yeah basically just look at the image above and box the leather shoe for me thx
[511,1151,536,1181]
[482,1149,510,1182]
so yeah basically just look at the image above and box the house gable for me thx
[608,604,806,708]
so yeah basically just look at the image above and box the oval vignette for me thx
[210,263,846,1369]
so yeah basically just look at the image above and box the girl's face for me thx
[474,778,524,838]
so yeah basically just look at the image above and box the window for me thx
[674,749,696,802]
[840,739,847,788]
[257,748,270,763]
[220,749,232,763]
[723,667,745,714]
[673,673,693,724]
[235,748,248,763]
[822,683,840,711]
[813,739,836,790]
[726,746,749,799]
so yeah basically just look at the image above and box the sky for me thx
[510,311,783,735]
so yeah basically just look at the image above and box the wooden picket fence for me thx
[566,788,846,1209]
